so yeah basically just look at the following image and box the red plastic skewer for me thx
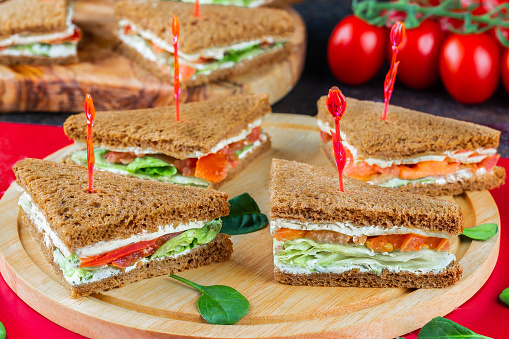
[326,86,347,192]
[194,0,200,17]
[382,21,405,121]
[172,16,181,122]
[84,94,96,193]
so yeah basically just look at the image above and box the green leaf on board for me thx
[417,317,492,339]
[220,193,268,235]
[169,274,249,325]
[461,223,498,240]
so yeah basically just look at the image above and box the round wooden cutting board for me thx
[0,2,306,112]
[0,114,500,338]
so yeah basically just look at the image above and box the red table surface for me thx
[0,121,508,339]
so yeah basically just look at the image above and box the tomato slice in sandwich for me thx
[80,239,157,267]
[195,149,228,183]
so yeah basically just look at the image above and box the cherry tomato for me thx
[388,19,445,89]
[327,15,388,85]
[502,48,509,95]
[439,33,500,104]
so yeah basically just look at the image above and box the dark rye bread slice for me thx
[115,37,291,87]
[270,159,463,235]
[114,0,294,55]
[20,210,233,298]
[13,158,229,250]
[0,54,78,66]
[319,142,506,196]
[316,96,501,159]
[274,262,462,288]
[0,0,69,39]
[63,93,271,160]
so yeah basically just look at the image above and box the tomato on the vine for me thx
[388,19,445,89]
[502,48,509,95]
[439,33,500,104]
[328,15,388,85]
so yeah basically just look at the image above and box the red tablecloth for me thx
[0,122,508,339]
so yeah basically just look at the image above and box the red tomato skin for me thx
[502,48,509,95]
[327,15,388,85]
[390,19,445,89]
[439,33,500,104]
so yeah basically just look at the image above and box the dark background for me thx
[1,0,508,155]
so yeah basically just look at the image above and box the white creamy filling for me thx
[317,118,497,167]
[18,189,209,258]
[176,0,268,8]
[238,133,266,159]
[0,43,77,58]
[270,219,453,239]
[78,117,265,158]
[118,19,278,62]
[0,6,77,47]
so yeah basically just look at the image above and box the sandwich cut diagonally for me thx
[0,0,80,66]
[114,0,295,87]
[63,94,272,189]
[316,97,506,196]
[14,158,233,298]
[270,158,463,288]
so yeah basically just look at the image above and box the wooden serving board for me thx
[0,114,500,338]
[0,1,306,112]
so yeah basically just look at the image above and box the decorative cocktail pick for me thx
[172,15,181,122]
[326,86,347,192]
[194,0,200,17]
[84,94,96,193]
[382,20,405,121]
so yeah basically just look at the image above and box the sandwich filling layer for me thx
[118,19,289,81]
[19,191,223,285]
[68,121,268,187]
[271,220,456,275]
[0,6,80,58]
[317,119,501,188]
[174,0,269,7]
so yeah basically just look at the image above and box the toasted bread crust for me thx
[319,142,506,196]
[13,158,229,250]
[274,262,462,288]
[115,37,291,87]
[316,97,501,159]
[20,210,233,298]
[114,0,294,55]
[63,94,271,159]
[270,159,463,235]
[0,0,69,39]
[0,54,78,66]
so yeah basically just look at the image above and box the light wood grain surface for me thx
[0,2,306,113]
[0,114,500,338]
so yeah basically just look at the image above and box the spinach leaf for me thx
[220,193,268,235]
[169,274,249,325]
[0,321,5,339]
[500,287,509,306]
[417,317,492,338]
[461,223,498,240]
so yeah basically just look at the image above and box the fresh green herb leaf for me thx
[169,274,249,325]
[0,321,5,339]
[500,287,509,306]
[417,317,492,339]
[220,193,268,235]
[461,223,498,240]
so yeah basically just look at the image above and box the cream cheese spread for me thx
[270,219,453,239]
[317,118,496,167]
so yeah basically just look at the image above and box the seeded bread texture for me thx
[270,159,463,235]
[63,94,271,159]
[20,210,233,298]
[274,262,462,288]
[320,141,506,196]
[316,97,501,159]
[13,158,229,250]
[114,0,294,55]
[0,54,78,66]
[115,37,291,87]
[0,0,69,39]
